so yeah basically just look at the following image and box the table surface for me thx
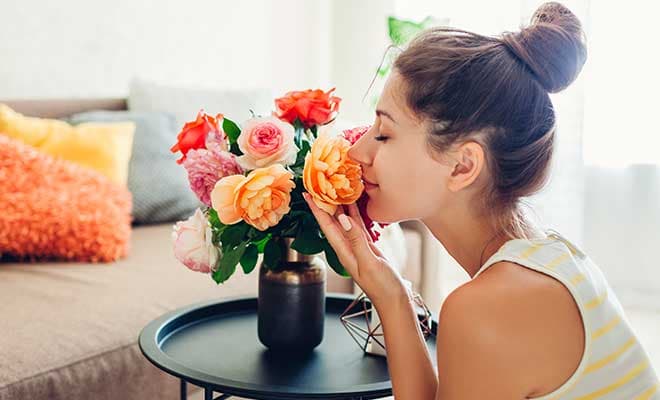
[139,293,437,400]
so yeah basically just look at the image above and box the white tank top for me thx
[474,229,659,399]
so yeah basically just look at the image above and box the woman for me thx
[303,2,659,399]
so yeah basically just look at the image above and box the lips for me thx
[362,177,378,190]
[362,177,377,186]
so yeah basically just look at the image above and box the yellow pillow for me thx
[0,104,135,185]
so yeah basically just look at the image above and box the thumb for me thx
[337,213,375,265]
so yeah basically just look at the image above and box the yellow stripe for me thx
[546,252,571,269]
[634,383,659,400]
[592,316,622,340]
[583,337,637,374]
[585,291,608,311]
[520,244,542,259]
[571,273,586,285]
[575,360,649,400]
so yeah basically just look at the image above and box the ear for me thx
[447,141,485,193]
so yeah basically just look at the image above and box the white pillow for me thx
[128,78,273,129]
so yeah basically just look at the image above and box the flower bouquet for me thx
[170,88,388,284]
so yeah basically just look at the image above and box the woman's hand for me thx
[302,192,409,308]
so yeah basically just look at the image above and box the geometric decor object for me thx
[340,289,435,357]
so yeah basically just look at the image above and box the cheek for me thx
[367,149,443,221]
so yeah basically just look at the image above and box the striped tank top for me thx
[474,229,659,399]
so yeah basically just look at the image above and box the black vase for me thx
[257,237,327,353]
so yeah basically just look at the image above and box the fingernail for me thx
[338,214,352,231]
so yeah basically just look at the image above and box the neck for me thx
[421,207,543,279]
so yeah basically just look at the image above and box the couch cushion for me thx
[0,224,354,400]
[0,135,132,263]
[67,110,201,225]
[0,104,135,185]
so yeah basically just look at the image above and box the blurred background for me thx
[1,0,658,376]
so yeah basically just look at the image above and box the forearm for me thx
[378,292,438,400]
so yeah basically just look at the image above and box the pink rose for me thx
[236,116,297,170]
[172,209,220,273]
[183,147,243,206]
[342,125,371,145]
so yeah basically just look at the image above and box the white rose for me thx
[172,208,220,273]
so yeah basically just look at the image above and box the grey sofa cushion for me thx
[128,78,273,129]
[68,110,201,224]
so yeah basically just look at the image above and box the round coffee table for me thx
[139,293,437,400]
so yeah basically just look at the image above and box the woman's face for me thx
[347,71,456,224]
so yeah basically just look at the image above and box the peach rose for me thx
[236,116,297,170]
[303,131,363,214]
[210,164,296,231]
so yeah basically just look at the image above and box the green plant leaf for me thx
[323,241,351,277]
[213,240,249,284]
[291,233,325,255]
[253,233,271,253]
[263,238,282,270]
[240,244,258,274]
[223,118,241,144]
[229,142,243,156]
[293,139,311,166]
[221,222,250,248]
[388,16,425,46]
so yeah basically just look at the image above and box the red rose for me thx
[357,193,389,242]
[170,110,224,164]
[274,88,341,128]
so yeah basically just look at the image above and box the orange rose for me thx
[303,131,363,214]
[171,110,224,164]
[274,88,341,128]
[210,164,296,231]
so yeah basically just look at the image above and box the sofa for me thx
[0,98,438,400]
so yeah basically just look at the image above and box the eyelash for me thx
[374,135,389,142]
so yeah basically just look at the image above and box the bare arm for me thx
[378,291,438,400]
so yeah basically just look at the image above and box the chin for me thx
[365,201,395,224]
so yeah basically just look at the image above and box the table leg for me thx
[204,388,234,399]
[180,380,187,400]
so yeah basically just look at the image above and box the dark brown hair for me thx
[392,1,587,239]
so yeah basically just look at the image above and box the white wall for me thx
[0,0,328,99]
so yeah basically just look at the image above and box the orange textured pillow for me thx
[0,134,132,262]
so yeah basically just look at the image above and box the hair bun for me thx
[501,1,587,93]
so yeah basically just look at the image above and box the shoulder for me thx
[435,260,585,398]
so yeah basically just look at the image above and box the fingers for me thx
[346,202,373,243]
[302,193,357,275]
[333,207,377,269]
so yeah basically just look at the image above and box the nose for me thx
[347,125,376,166]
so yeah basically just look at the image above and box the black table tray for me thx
[139,293,437,400]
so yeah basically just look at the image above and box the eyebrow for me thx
[376,109,397,124]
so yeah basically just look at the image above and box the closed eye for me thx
[374,135,389,142]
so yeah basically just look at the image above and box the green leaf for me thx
[323,241,351,277]
[213,240,249,284]
[229,142,243,156]
[207,208,229,245]
[223,118,241,144]
[291,231,325,255]
[221,222,250,248]
[253,233,271,253]
[293,139,311,166]
[240,244,258,274]
[263,238,282,270]
[388,16,424,46]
